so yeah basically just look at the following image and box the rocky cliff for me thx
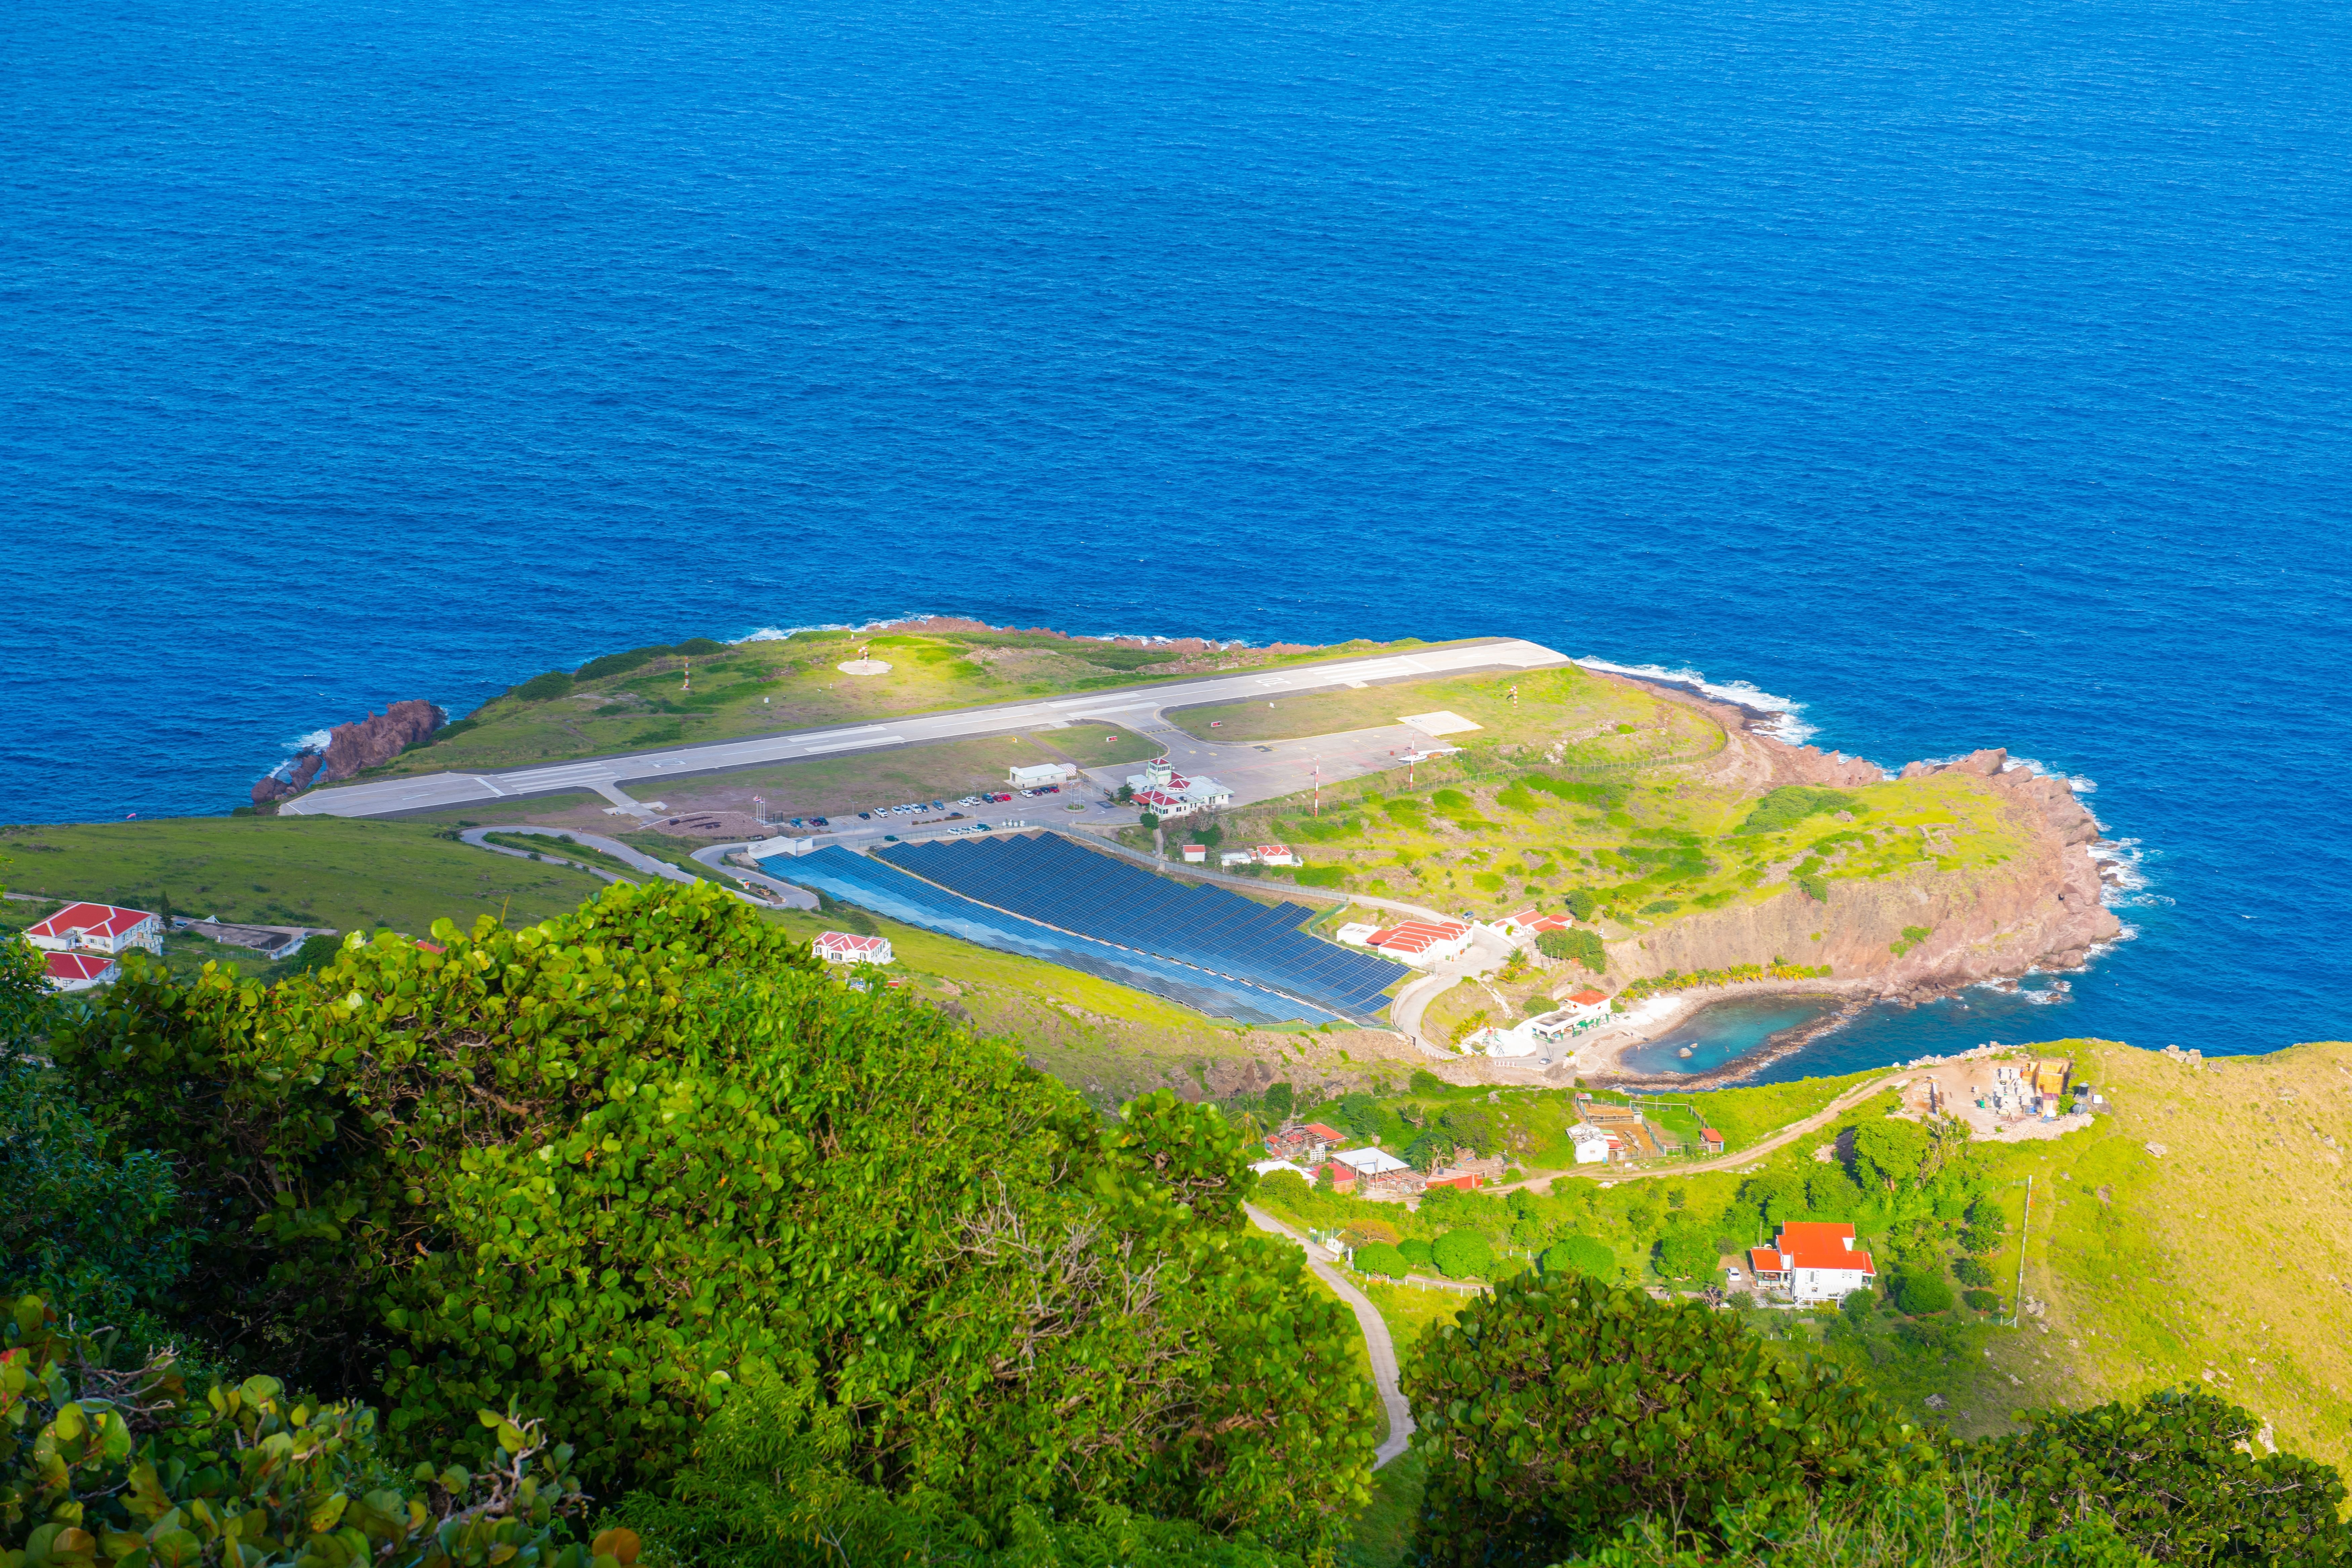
[1610,740,2121,1000]
[253,700,444,804]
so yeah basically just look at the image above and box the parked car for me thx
[931,800,945,809]
[788,817,805,828]
[857,811,872,819]
[883,834,900,842]
[810,816,830,827]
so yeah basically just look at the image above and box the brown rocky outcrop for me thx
[253,700,444,803]
[1608,742,2120,1000]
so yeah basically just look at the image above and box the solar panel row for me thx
[761,846,1346,1026]
[874,833,1402,1017]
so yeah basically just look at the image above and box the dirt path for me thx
[1500,1072,1906,1194]
[1245,1205,1415,1467]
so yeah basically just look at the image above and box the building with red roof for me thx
[42,950,120,992]
[26,902,162,958]
[1123,758,1232,820]
[1365,919,1473,967]
[1748,1221,1876,1303]
[813,931,895,966]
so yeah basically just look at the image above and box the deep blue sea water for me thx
[5,0,2350,1061]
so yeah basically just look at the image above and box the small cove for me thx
[1614,995,1842,1077]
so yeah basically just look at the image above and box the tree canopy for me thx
[45,882,1376,1549]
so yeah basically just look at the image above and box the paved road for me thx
[457,825,798,910]
[282,639,1568,819]
[1501,1071,1908,1195]
[1245,1205,1416,1468]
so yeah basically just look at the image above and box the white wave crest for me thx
[740,612,941,642]
[1574,658,1819,745]
[289,729,333,753]
[2002,755,2097,794]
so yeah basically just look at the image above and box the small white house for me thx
[1251,844,1301,867]
[1566,1124,1613,1164]
[1182,843,1208,863]
[42,950,120,992]
[1333,1147,1412,1179]
[1220,850,1255,868]
[1335,922,1381,946]
[813,931,894,965]
[26,902,162,957]
[1010,761,1079,788]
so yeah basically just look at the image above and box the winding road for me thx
[1500,1070,1908,1194]
[1245,1204,1416,1468]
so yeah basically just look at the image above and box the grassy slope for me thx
[1172,668,2030,951]
[0,817,606,938]
[1970,1039,2352,1469]
[362,628,1453,783]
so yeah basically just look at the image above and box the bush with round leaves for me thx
[1397,1238,1435,1270]
[1976,1385,2350,1565]
[48,881,1375,1550]
[1653,1227,1717,1281]
[1430,1230,1493,1281]
[0,1294,602,1568]
[1402,1271,1931,1564]
[1951,1255,1995,1289]
[1352,1244,1408,1279]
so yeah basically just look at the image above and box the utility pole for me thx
[2011,1176,2032,1327]
[682,657,691,695]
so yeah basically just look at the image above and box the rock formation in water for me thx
[253,700,444,804]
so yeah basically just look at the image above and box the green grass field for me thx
[0,817,608,939]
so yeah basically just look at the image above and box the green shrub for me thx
[1078,647,1181,671]
[1541,1235,1614,1280]
[1963,1289,2002,1314]
[1734,787,1865,836]
[0,1294,598,1568]
[0,1062,192,1339]
[1654,1227,1717,1281]
[1535,927,1607,972]
[576,646,672,681]
[1796,875,1829,902]
[1353,1243,1408,1278]
[1403,1272,1930,1563]
[1564,887,1600,921]
[1431,1230,1493,1280]
[49,883,1375,1546]
[1292,866,1345,887]
[1951,1255,1994,1289]
[1978,1386,2349,1564]
[1638,899,1680,916]
[1894,1271,1956,1315]
[674,637,726,656]
[1398,1238,1435,1269]
[516,671,575,701]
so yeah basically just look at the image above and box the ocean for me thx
[5,0,2349,1061]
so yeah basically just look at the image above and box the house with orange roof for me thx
[1748,1221,1877,1303]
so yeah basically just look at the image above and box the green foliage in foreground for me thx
[48,882,1374,1550]
[1404,1272,1932,1565]
[1534,927,1605,973]
[1,1295,600,1568]
[1981,1386,2350,1565]
[605,1367,1301,1568]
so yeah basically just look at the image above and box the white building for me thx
[1333,1147,1412,1179]
[1566,1124,1613,1164]
[813,931,894,965]
[1010,761,1079,788]
[1251,844,1301,867]
[1364,919,1474,967]
[1748,1222,1878,1303]
[749,835,817,858]
[1335,922,1381,946]
[26,902,162,957]
[42,950,120,992]
[1181,843,1208,863]
[1125,758,1232,821]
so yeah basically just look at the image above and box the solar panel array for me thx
[760,846,1344,1026]
[875,833,1403,1018]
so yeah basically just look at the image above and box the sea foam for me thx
[1572,658,1819,746]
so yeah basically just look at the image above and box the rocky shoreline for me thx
[252,700,443,805]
